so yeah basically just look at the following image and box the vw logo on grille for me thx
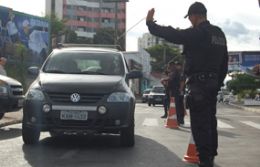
[70,93,80,103]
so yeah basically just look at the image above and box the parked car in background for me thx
[22,46,142,147]
[142,88,151,103]
[0,75,24,119]
[148,85,165,106]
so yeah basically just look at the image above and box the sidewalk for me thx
[229,101,260,113]
[0,110,22,127]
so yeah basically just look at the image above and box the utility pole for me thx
[114,1,118,46]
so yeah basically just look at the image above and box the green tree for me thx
[146,44,182,72]
[93,28,115,45]
[65,29,78,43]
[45,15,66,36]
[226,73,260,97]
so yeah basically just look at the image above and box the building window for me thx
[102,18,111,23]
[77,27,85,32]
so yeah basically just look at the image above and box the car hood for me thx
[38,73,124,94]
[0,75,22,86]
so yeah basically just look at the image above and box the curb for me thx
[0,120,22,128]
[229,103,260,114]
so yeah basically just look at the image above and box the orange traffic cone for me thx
[165,97,178,129]
[183,134,200,164]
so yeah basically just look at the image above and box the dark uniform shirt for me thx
[147,20,228,86]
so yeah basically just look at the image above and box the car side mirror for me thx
[126,70,143,79]
[28,66,40,76]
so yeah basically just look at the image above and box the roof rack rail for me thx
[57,43,121,51]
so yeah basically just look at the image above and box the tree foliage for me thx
[145,44,182,72]
[93,28,115,45]
[226,73,260,96]
[45,15,66,36]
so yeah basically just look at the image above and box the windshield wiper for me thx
[44,70,65,73]
[78,71,108,75]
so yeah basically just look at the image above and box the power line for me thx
[117,16,146,41]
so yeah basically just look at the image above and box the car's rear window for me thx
[152,87,165,93]
[43,51,125,76]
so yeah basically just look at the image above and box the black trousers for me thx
[163,94,170,115]
[175,94,185,124]
[187,79,219,161]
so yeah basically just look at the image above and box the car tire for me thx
[0,113,5,120]
[120,118,135,147]
[148,102,151,106]
[153,103,155,106]
[22,118,40,145]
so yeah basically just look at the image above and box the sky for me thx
[0,0,259,52]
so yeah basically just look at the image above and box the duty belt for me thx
[187,72,218,82]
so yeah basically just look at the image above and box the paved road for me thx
[0,103,260,167]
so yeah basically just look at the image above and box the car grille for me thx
[10,85,23,96]
[46,92,105,104]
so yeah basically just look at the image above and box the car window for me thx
[152,87,165,93]
[43,51,125,75]
[144,90,150,94]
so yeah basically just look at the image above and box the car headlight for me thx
[0,80,8,96]
[26,89,45,101]
[107,92,131,102]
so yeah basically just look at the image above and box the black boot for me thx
[199,157,214,167]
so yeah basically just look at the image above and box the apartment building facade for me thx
[46,0,127,49]
[138,32,183,51]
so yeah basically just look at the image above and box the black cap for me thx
[184,2,207,18]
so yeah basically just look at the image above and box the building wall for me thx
[123,50,152,94]
[138,32,182,51]
[46,0,126,40]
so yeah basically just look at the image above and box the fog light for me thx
[98,106,107,114]
[43,104,51,113]
[115,120,121,125]
[31,117,36,123]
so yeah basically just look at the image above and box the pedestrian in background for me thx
[161,65,170,118]
[0,56,7,76]
[174,61,186,126]
[146,2,228,167]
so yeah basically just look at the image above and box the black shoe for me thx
[160,115,167,118]
[199,157,214,167]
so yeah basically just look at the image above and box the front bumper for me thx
[23,99,134,134]
[148,95,164,104]
[0,96,24,113]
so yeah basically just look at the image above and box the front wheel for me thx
[22,119,40,145]
[120,119,135,147]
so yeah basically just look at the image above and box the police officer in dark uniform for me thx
[146,2,228,167]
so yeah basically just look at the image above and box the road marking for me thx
[142,118,158,126]
[217,120,234,129]
[241,121,260,130]
[60,150,79,159]
[183,119,234,129]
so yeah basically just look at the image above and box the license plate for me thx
[18,99,24,107]
[60,111,88,120]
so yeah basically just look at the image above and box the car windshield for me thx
[43,51,125,76]
[152,87,164,93]
[144,90,151,94]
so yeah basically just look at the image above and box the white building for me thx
[123,49,151,95]
[138,33,182,50]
